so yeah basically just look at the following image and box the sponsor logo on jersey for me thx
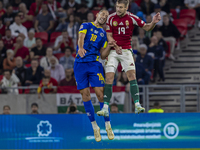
[141,20,144,24]
[119,22,124,25]
[126,20,129,26]
[91,28,93,32]
[113,21,118,26]
[106,25,110,30]
[94,30,98,34]
[130,63,134,66]
[100,33,104,37]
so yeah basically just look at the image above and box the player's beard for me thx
[118,10,127,17]
[97,20,105,26]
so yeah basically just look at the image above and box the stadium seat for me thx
[173,19,188,37]
[50,32,62,43]
[170,9,177,19]
[35,32,48,44]
[180,9,196,27]
[54,53,65,60]
[165,41,171,58]
[25,64,31,68]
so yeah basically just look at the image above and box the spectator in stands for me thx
[10,15,28,39]
[59,68,76,86]
[0,18,6,37]
[11,0,21,14]
[39,69,58,92]
[148,102,164,113]
[135,58,150,85]
[48,57,65,82]
[29,0,43,17]
[92,0,110,10]
[57,14,79,48]
[184,0,200,28]
[148,36,165,82]
[59,47,75,70]
[54,30,74,53]
[87,12,94,22]
[151,4,167,27]
[18,3,34,30]
[136,44,154,79]
[159,15,181,59]
[0,69,20,94]
[3,49,16,70]
[1,5,15,27]
[31,103,39,114]
[138,28,150,46]
[159,0,170,14]
[0,40,7,60]
[37,76,54,98]
[131,36,140,54]
[2,29,16,49]
[128,0,139,15]
[0,40,6,73]
[13,36,29,62]
[35,3,54,33]
[24,30,36,50]
[31,38,46,59]
[14,56,26,86]
[155,31,168,54]
[170,0,185,9]
[25,59,44,86]
[110,103,119,113]
[66,103,81,114]
[76,4,89,22]
[44,0,62,12]
[140,0,155,15]
[0,1,6,17]
[40,47,58,69]
[3,105,10,114]
[64,0,79,13]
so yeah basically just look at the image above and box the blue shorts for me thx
[74,61,105,90]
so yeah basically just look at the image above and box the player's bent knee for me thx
[96,93,104,103]
[80,90,91,102]
[105,73,115,84]
[126,70,136,81]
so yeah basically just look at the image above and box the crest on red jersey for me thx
[106,25,110,30]
[126,20,129,26]
[113,21,118,26]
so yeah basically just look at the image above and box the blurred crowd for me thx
[0,0,199,95]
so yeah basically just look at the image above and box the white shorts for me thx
[105,49,135,73]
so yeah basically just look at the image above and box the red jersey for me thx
[0,24,5,36]
[106,11,145,49]
[2,36,16,49]
[12,46,29,59]
[21,11,34,29]
[44,1,61,11]
[39,77,58,93]
[0,9,6,17]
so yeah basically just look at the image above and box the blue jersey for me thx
[75,22,108,62]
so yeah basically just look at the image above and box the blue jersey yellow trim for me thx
[75,22,108,63]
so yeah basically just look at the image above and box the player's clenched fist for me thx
[78,48,86,58]
[115,46,122,55]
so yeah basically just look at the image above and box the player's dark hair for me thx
[31,103,38,108]
[31,58,39,63]
[3,105,10,110]
[117,0,129,7]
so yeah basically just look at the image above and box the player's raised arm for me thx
[142,12,161,31]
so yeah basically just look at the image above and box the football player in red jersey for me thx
[97,0,161,117]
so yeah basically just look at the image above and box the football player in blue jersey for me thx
[74,10,117,142]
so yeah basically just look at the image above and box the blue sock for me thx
[83,100,95,122]
[100,102,110,122]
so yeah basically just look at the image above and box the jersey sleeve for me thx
[106,16,113,33]
[129,13,145,28]
[79,23,89,34]
[101,35,108,48]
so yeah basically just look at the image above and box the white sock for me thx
[105,121,111,129]
[91,121,99,130]
[103,104,109,109]
[135,102,140,106]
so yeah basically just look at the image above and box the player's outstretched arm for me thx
[78,32,87,57]
[100,41,116,60]
[142,12,161,31]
